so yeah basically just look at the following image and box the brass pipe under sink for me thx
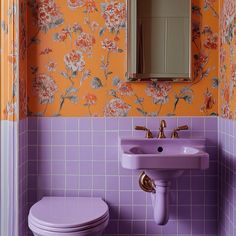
[139,171,156,193]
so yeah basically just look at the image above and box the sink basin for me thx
[120,137,209,225]
[120,138,209,172]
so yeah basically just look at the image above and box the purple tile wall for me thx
[19,119,28,236]
[27,116,218,236]
[218,117,236,236]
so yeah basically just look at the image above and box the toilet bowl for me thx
[28,197,109,236]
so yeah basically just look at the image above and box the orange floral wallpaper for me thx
[25,0,219,117]
[1,0,219,119]
[0,0,27,120]
[219,0,236,119]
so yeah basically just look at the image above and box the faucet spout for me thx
[157,120,167,139]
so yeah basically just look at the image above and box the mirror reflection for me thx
[128,0,192,82]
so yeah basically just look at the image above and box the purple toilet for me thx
[28,197,109,236]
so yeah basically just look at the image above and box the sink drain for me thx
[157,147,163,153]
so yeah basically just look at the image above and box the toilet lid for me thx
[29,197,109,229]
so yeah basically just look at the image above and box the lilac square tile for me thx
[28,131,37,145]
[28,146,37,160]
[79,176,92,189]
[66,176,79,189]
[106,131,118,145]
[133,221,145,234]
[105,191,119,206]
[205,220,218,234]
[52,161,65,175]
[79,146,92,160]
[205,117,218,131]
[38,118,51,130]
[120,206,132,219]
[192,205,204,219]
[66,118,78,130]
[119,117,133,130]
[162,220,177,234]
[191,176,204,190]
[178,206,191,219]
[178,191,191,205]
[66,161,79,175]
[51,118,66,130]
[28,161,37,175]
[133,117,146,127]
[165,117,178,131]
[106,117,118,130]
[119,220,132,234]
[120,191,132,205]
[92,146,105,161]
[79,161,92,175]
[178,117,192,127]
[38,175,51,190]
[38,146,51,160]
[38,131,51,145]
[178,220,191,234]
[28,118,37,130]
[205,206,217,220]
[93,176,105,189]
[133,191,146,205]
[192,191,204,205]
[146,221,162,234]
[106,146,118,161]
[192,117,205,130]
[206,131,218,146]
[66,146,79,160]
[106,161,118,175]
[79,131,92,145]
[92,118,105,131]
[38,161,51,175]
[133,205,146,220]
[120,176,132,190]
[192,220,204,234]
[66,132,78,145]
[52,131,65,145]
[93,131,105,145]
[205,176,217,190]
[52,175,65,189]
[93,161,105,175]
[107,176,119,190]
[52,146,65,161]
[79,118,91,130]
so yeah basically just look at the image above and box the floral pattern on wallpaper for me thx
[219,0,236,119]
[0,0,27,120]
[27,0,219,117]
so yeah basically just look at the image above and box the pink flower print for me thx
[101,39,118,52]
[32,74,58,104]
[64,50,85,72]
[105,98,131,117]
[67,0,84,9]
[117,81,134,96]
[75,32,95,55]
[145,82,172,104]
[101,1,126,33]
[35,0,64,32]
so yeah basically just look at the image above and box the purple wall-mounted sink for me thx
[120,137,210,225]
[120,138,209,172]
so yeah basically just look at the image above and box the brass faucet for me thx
[157,120,167,139]
[171,125,189,138]
[135,126,153,138]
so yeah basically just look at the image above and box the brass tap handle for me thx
[171,125,189,138]
[135,126,153,139]
[157,120,167,139]
[175,125,189,131]
[135,126,148,131]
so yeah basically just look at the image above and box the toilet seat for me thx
[28,197,109,235]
